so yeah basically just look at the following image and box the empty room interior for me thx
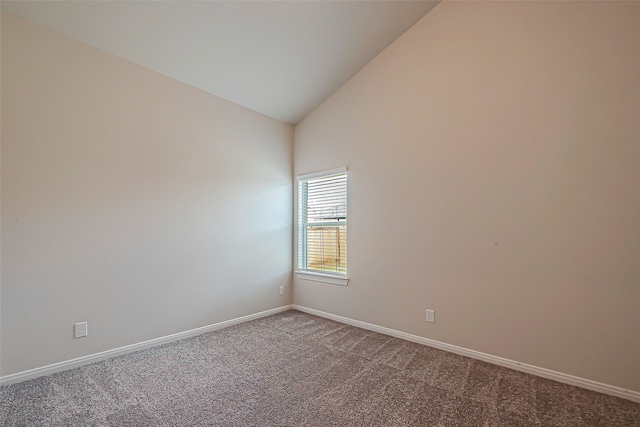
[1,1,639,425]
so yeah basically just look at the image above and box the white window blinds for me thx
[298,168,347,276]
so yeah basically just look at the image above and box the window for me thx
[297,167,348,285]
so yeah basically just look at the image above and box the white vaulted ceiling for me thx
[2,1,439,124]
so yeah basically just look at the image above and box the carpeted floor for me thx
[1,310,639,426]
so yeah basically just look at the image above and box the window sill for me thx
[295,271,349,286]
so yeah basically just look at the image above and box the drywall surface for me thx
[294,1,640,392]
[1,13,293,376]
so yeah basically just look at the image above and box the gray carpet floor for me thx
[1,310,639,426]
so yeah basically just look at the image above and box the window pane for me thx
[306,225,347,274]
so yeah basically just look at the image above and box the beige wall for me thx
[1,13,293,376]
[294,1,640,392]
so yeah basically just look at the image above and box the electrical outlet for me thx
[425,309,435,323]
[74,322,88,338]
[279,286,284,296]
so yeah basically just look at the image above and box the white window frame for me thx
[296,167,349,286]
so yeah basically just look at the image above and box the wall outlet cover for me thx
[74,322,88,338]
[425,309,435,323]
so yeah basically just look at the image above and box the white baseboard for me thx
[292,304,640,403]
[0,305,293,387]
